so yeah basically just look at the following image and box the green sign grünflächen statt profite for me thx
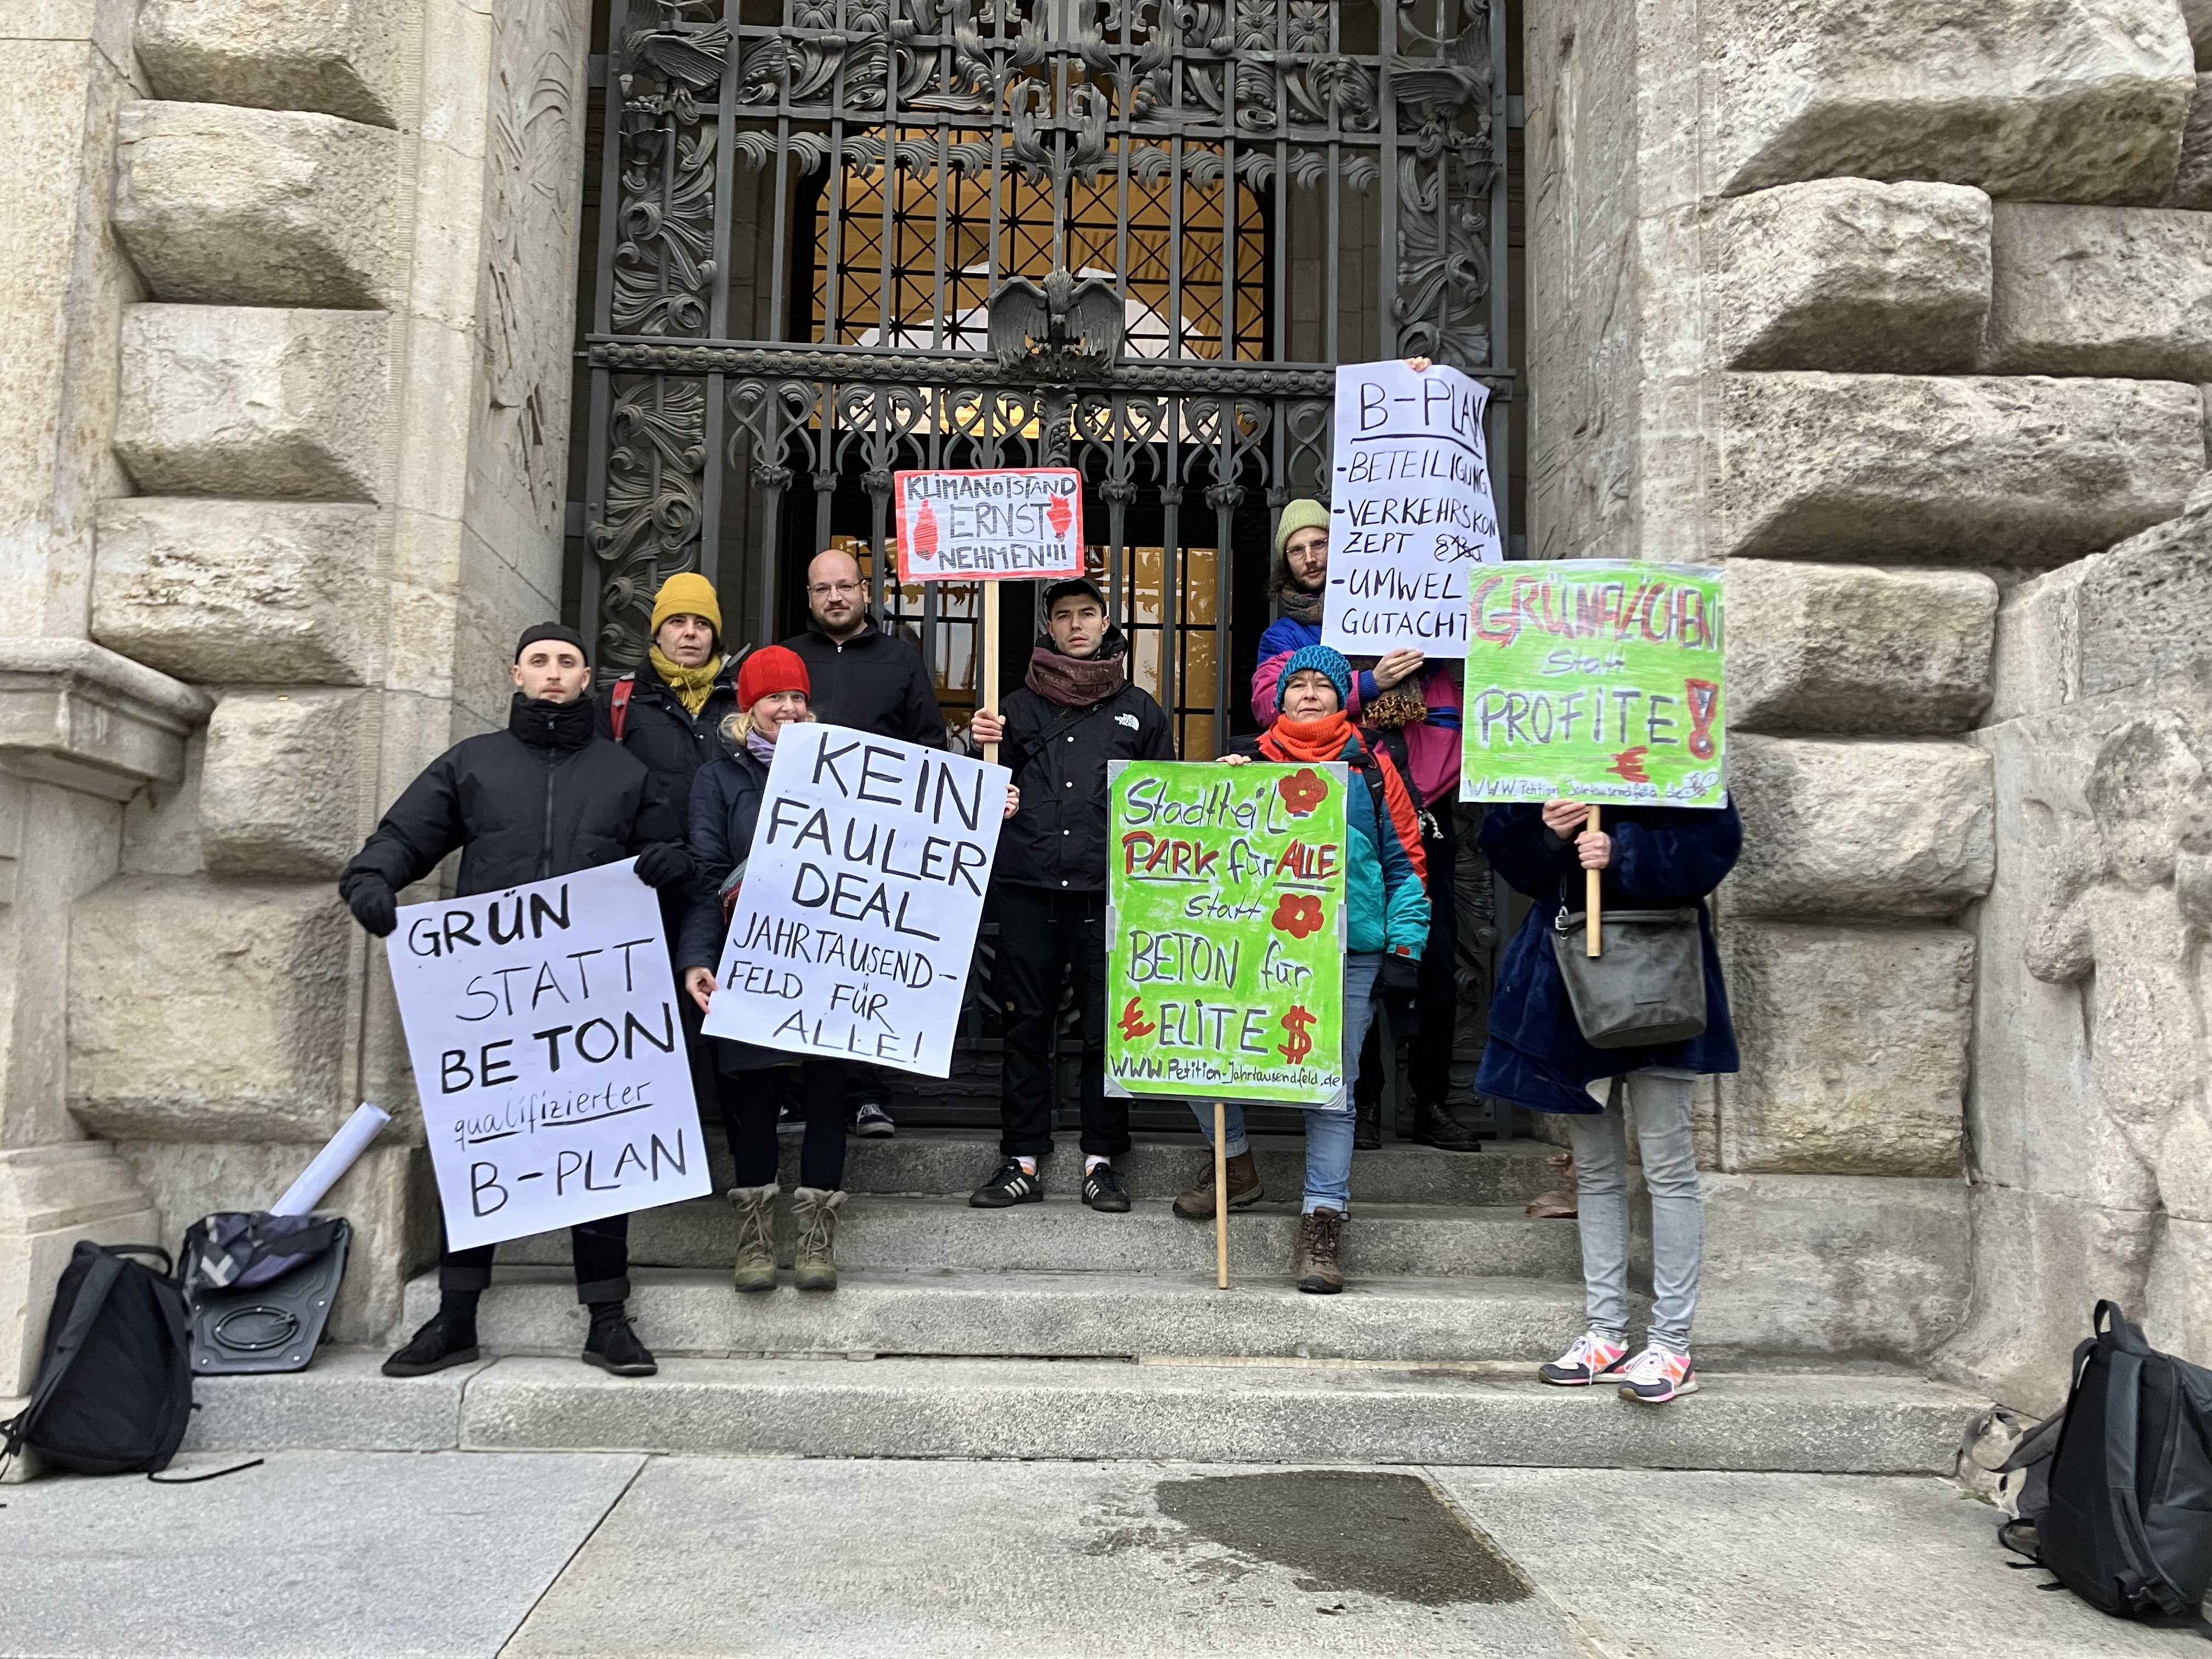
[1459,561,1729,809]
[1105,760,1351,1107]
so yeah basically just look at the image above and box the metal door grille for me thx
[580,0,1512,755]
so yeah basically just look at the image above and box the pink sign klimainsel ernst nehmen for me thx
[893,467,1086,583]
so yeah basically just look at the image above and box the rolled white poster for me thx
[271,1102,392,1216]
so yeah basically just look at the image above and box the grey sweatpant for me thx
[1565,1071,1702,1354]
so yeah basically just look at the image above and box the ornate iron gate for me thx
[579,0,1511,755]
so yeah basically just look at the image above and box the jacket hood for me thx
[509,692,597,752]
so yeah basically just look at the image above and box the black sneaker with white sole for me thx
[968,1159,1044,1208]
[850,1099,896,1138]
[1081,1162,1131,1212]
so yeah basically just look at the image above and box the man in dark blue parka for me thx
[1477,797,1740,1407]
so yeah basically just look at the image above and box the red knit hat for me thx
[737,644,809,708]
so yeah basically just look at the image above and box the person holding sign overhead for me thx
[782,546,950,1139]
[339,623,694,1379]
[1181,645,1429,1294]
[1476,795,1742,1404]
[681,646,1019,1291]
[963,578,1173,1214]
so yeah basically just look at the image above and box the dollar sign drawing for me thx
[1278,1005,1317,1065]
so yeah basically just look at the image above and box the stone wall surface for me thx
[1984,202,2212,380]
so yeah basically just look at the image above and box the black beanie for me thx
[515,622,589,662]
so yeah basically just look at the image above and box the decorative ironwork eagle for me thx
[986,267,1125,369]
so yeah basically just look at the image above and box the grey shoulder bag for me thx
[1549,891,1708,1049]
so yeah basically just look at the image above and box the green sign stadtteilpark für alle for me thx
[1105,760,1350,1107]
[1459,561,1729,809]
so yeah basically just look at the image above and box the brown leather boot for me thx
[1173,1149,1262,1218]
[1296,1206,1345,1294]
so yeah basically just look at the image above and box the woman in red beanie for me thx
[677,644,853,1293]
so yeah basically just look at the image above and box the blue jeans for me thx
[1189,952,1383,1214]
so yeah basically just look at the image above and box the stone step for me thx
[709,1127,1562,1206]
[404,1265,1611,1362]
[184,1350,1984,1475]
[504,1194,1584,1279]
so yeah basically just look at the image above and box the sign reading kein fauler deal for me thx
[1459,561,1728,809]
[701,724,1008,1077]
[893,467,1086,581]
[1105,760,1349,1107]
[384,860,712,1251]
[1323,359,1503,659]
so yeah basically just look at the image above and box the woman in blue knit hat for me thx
[1171,645,1429,1294]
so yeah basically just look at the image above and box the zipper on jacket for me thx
[538,751,556,879]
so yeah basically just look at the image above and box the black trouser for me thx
[441,1215,630,1304]
[1356,805,1460,1111]
[723,1058,848,1190]
[994,883,1129,1160]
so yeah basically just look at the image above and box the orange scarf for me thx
[1259,714,1429,887]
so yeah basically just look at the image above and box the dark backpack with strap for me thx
[2013,1301,2212,1630]
[2,1240,194,1475]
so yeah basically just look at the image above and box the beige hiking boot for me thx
[1172,1149,1263,1219]
[1296,1206,1346,1294]
[728,1182,778,1293]
[790,1187,845,1292]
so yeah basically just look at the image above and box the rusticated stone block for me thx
[137,0,407,128]
[2074,508,2212,699]
[92,498,381,686]
[1686,1173,1970,1361]
[1711,179,1990,373]
[1711,373,2203,567]
[1706,0,2195,204]
[114,101,398,310]
[1985,203,2212,382]
[1718,921,1973,1176]
[69,877,352,1144]
[1728,735,1995,917]
[2165,75,2212,207]
[1728,560,1996,735]
[201,690,370,878]
[114,306,388,500]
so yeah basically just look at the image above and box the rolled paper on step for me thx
[272,1102,392,1216]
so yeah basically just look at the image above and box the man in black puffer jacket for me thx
[965,579,1173,1214]
[338,622,693,1382]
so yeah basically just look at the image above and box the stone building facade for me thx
[3,0,2207,1416]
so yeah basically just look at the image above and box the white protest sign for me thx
[700,723,1008,1076]
[385,860,710,1251]
[1324,359,1503,659]
[894,467,1086,581]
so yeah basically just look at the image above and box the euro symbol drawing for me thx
[1117,996,1155,1043]
[1278,1005,1318,1065]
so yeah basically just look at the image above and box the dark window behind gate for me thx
[568,0,1517,1125]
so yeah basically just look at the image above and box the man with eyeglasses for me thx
[781,546,950,1137]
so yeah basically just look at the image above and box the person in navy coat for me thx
[1477,797,1741,1406]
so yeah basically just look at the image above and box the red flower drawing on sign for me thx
[1046,490,1074,538]
[911,499,939,557]
[1271,893,1326,941]
[1276,768,1328,817]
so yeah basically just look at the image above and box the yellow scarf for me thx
[649,645,723,716]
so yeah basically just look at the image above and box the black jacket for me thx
[676,747,770,971]
[340,694,685,902]
[595,660,742,836]
[996,648,1174,892]
[782,619,947,749]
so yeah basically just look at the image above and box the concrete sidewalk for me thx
[1,1452,2193,1658]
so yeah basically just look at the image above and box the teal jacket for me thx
[1228,732,1429,959]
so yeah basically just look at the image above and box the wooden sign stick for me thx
[1213,1101,1231,1290]
[981,583,1001,765]
[1585,804,1603,958]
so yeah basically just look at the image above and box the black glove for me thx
[346,878,398,938]
[1379,952,1420,997]
[633,842,693,891]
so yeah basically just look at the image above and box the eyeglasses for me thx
[808,581,863,597]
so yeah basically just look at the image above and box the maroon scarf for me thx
[1025,640,1127,708]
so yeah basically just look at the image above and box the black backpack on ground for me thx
[2005,1301,2212,1630]
[0,1241,193,1476]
